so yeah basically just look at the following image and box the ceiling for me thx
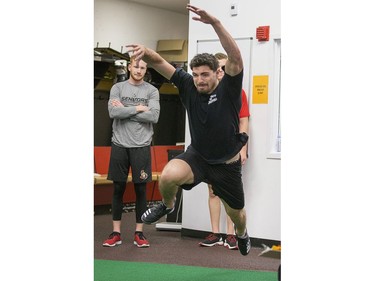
[126,0,189,15]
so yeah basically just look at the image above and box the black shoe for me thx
[141,202,174,224]
[224,234,238,250]
[237,231,251,256]
[199,233,223,247]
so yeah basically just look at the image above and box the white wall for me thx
[181,0,281,241]
[94,0,189,52]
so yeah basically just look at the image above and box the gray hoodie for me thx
[108,80,160,147]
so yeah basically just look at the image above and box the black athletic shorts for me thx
[107,143,152,184]
[175,145,245,209]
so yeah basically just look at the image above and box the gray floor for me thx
[94,210,280,272]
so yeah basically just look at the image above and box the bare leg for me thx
[226,215,235,235]
[221,198,250,255]
[112,220,121,233]
[135,223,143,232]
[208,184,221,234]
[158,159,194,208]
[141,159,195,225]
[221,199,247,236]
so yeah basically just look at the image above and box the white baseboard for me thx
[155,222,182,231]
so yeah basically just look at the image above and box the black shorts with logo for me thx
[175,145,245,209]
[107,143,152,184]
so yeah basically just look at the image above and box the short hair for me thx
[189,53,219,71]
[129,57,147,66]
[214,52,228,60]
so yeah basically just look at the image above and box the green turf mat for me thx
[94,259,277,281]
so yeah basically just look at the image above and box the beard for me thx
[130,72,144,82]
[196,84,210,94]
[197,89,209,94]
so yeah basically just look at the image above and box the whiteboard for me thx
[196,37,253,103]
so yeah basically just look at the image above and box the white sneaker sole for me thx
[133,241,150,248]
[224,243,238,250]
[102,241,122,247]
[199,241,224,247]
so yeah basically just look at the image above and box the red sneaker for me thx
[102,232,122,247]
[199,233,223,247]
[134,232,150,248]
[224,234,238,250]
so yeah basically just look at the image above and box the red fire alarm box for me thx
[256,26,270,41]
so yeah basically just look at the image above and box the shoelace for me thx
[136,233,147,240]
[207,234,220,241]
[109,232,120,238]
[160,203,174,214]
[226,235,237,243]
[157,204,167,214]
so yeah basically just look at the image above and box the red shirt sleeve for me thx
[239,89,250,118]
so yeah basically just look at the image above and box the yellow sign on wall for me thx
[252,75,269,104]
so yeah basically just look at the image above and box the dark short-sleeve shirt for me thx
[171,68,248,164]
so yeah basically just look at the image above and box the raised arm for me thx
[127,44,176,80]
[187,4,243,76]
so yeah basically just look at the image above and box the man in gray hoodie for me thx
[102,57,160,248]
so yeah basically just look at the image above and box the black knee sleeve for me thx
[134,183,147,223]
[112,181,126,221]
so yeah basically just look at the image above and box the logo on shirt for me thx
[208,94,217,105]
[121,96,148,105]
